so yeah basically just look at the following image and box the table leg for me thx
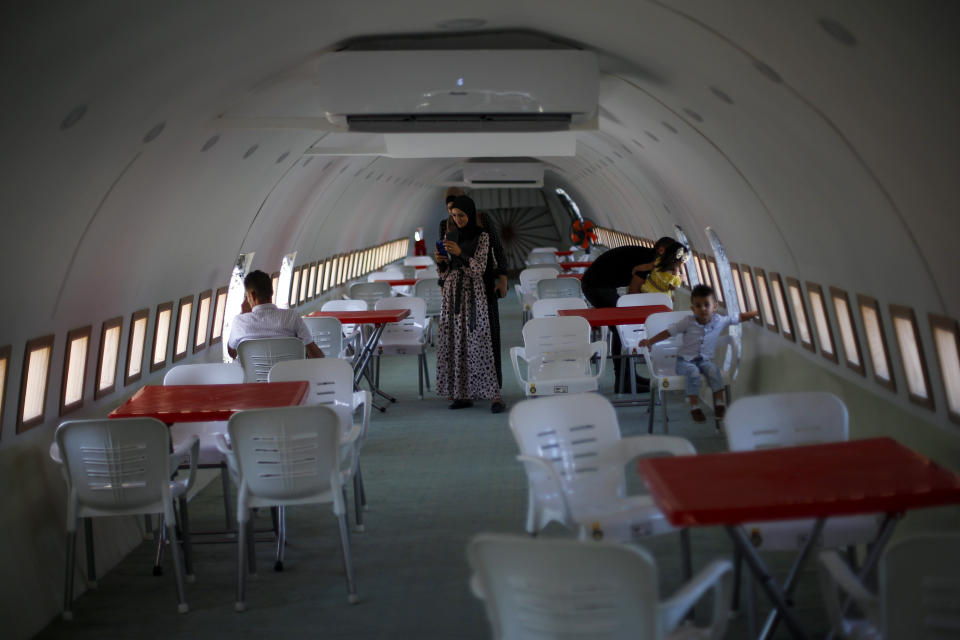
[726,525,809,640]
[352,324,385,388]
[758,518,826,640]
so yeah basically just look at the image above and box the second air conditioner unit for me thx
[462,160,545,187]
[309,49,598,133]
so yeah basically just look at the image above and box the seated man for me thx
[227,270,324,359]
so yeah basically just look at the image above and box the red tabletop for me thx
[559,261,593,271]
[385,279,417,286]
[413,265,428,269]
[306,308,411,324]
[109,381,309,423]
[554,250,574,256]
[639,437,960,527]
[558,273,583,280]
[558,305,672,327]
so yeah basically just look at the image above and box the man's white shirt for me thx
[227,303,313,350]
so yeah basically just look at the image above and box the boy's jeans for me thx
[675,356,723,397]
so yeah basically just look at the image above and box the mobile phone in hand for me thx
[435,240,448,256]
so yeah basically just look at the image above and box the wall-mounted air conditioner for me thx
[308,50,598,133]
[462,160,544,187]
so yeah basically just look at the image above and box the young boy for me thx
[639,284,760,422]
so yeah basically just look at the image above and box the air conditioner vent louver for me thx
[347,113,572,133]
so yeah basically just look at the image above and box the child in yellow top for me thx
[641,242,686,295]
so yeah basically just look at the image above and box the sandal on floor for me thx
[491,400,506,414]
[714,404,726,419]
[690,408,707,423]
[449,399,473,410]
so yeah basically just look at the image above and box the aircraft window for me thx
[60,326,91,415]
[271,273,280,304]
[322,259,331,293]
[857,294,895,391]
[315,263,324,296]
[730,264,747,313]
[329,257,339,288]
[298,265,309,303]
[125,309,149,385]
[786,278,814,351]
[94,317,122,399]
[738,265,760,320]
[364,249,372,275]
[700,256,713,287]
[150,302,173,372]
[289,267,301,307]
[929,314,960,423]
[679,263,690,288]
[173,295,193,362]
[194,290,211,353]
[805,283,838,363]
[890,305,933,409]
[769,273,795,341]
[707,257,723,304]
[0,344,9,435]
[338,254,347,285]
[829,288,865,375]
[753,268,778,333]
[18,334,54,432]
[210,287,228,345]
[349,252,358,280]
[692,253,705,285]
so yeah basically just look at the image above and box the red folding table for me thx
[109,381,309,423]
[639,437,960,639]
[558,261,593,271]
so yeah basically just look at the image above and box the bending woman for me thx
[435,195,503,411]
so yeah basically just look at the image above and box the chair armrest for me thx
[215,433,239,478]
[615,435,696,465]
[510,347,528,385]
[659,558,733,637]
[515,454,572,523]
[171,434,200,493]
[589,340,607,379]
[352,390,372,441]
[817,550,880,634]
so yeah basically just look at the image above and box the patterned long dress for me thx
[436,232,499,400]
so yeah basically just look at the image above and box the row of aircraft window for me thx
[0,239,408,439]
[594,227,960,425]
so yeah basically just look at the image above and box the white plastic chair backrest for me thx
[375,296,427,342]
[468,533,661,640]
[322,298,367,337]
[509,393,626,509]
[642,311,693,342]
[227,405,341,503]
[415,265,439,279]
[526,252,558,265]
[640,311,691,377]
[164,362,244,385]
[882,534,960,637]
[521,316,592,361]
[529,246,559,255]
[302,316,345,358]
[413,278,443,315]
[56,418,172,517]
[725,392,848,452]
[404,256,434,267]
[367,269,403,282]
[617,292,674,310]
[268,358,357,435]
[349,281,391,308]
[236,337,305,383]
[519,267,563,296]
[532,297,587,318]
[536,277,582,300]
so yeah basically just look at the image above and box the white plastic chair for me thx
[531,296,587,318]
[236,337,305,382]
[468,533,733,640]
[516,267,571,325]
[321,298,366,358]
[219,405,359,610]
[414,264,438,279]
[510,316,606,397]
[403,256,434,267]
[616,293,674,395]
[509,393,695,560]
[302,315,346,359]
[726,393,882,613]
[413,277,443,345]
[349,281,391,309]
[374,296,431,399]
[55,418,199,618]
[366,269,403,282]
[535,276,582,300]
[525,251,559,266]
[268,358,371,532]
[818,533,960,639]
[639,310,698,433]
[164,362,244,531]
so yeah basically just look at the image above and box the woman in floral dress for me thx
[435,195,503,412]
